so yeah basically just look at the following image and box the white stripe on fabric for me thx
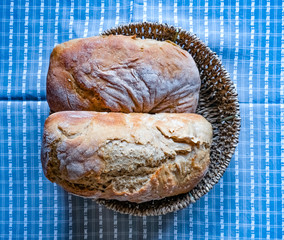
[204,0,209,45]
[37,102,42,240]
[115,0,120,26]
[234,3,240,239]
[22,0,29,98]
[219,0,225,239]
[235,149,240,239]
[37,1,44,239]
[189,0,193,33]
[7,101,12,240]
[68,194,72,240]
[38,0,44,103]
[7,0,13,97]
[8,1,14,237]
[249,0,255,238]
[220,178,224,240]
[158,0,162,23]
[189,203,193,240]
[174,0,177,27]
[99,0,105,34]
[143,216,147,239]
[205,197,209,240]
[114,211,117,240]
[174,211,178,240]
[23,101,27,240]
[128,214,132,240]
[99,202,103,239]
[54,0,59,47]
[233,0,239,88]
[204,1,209,239]
[219,0,224,61]
[23,1,29,239]
[129,0,133,22]
[69,0,74,39]
[281,1,284,237]
[265,1,271,239]
[143,0,147,22]
[51,2,59,238]
[84,200,88,239]
[158,215,162,239]
[83,0,89,38]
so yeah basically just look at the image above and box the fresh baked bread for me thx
[46,35,200,113]
[41,111,212,203]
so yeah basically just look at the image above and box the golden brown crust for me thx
[41,111,212,203]
[47,35,200,113]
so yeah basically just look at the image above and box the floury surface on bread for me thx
[41,112,212,203]
[47,35,200,113]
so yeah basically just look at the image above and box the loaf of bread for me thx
[41,111,212,203]
[47,35,200,113]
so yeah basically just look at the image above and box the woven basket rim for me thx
[94,22,241,216]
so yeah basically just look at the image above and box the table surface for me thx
[0,0,283,239]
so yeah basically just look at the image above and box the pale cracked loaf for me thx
[41,111,213,203]
[47,35,200,113]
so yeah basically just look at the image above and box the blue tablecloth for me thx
[1,0,283,239]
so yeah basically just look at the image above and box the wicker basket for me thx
[95,22,241,216]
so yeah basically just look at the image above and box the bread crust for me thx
[41,112,212,203]
[47,35,200,113]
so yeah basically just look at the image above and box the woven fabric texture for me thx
[0,0,282,239]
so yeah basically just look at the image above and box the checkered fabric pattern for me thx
[0,0,283,239]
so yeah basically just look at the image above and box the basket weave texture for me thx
[95,22,241,216]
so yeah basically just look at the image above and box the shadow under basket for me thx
[95,22,241,216]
